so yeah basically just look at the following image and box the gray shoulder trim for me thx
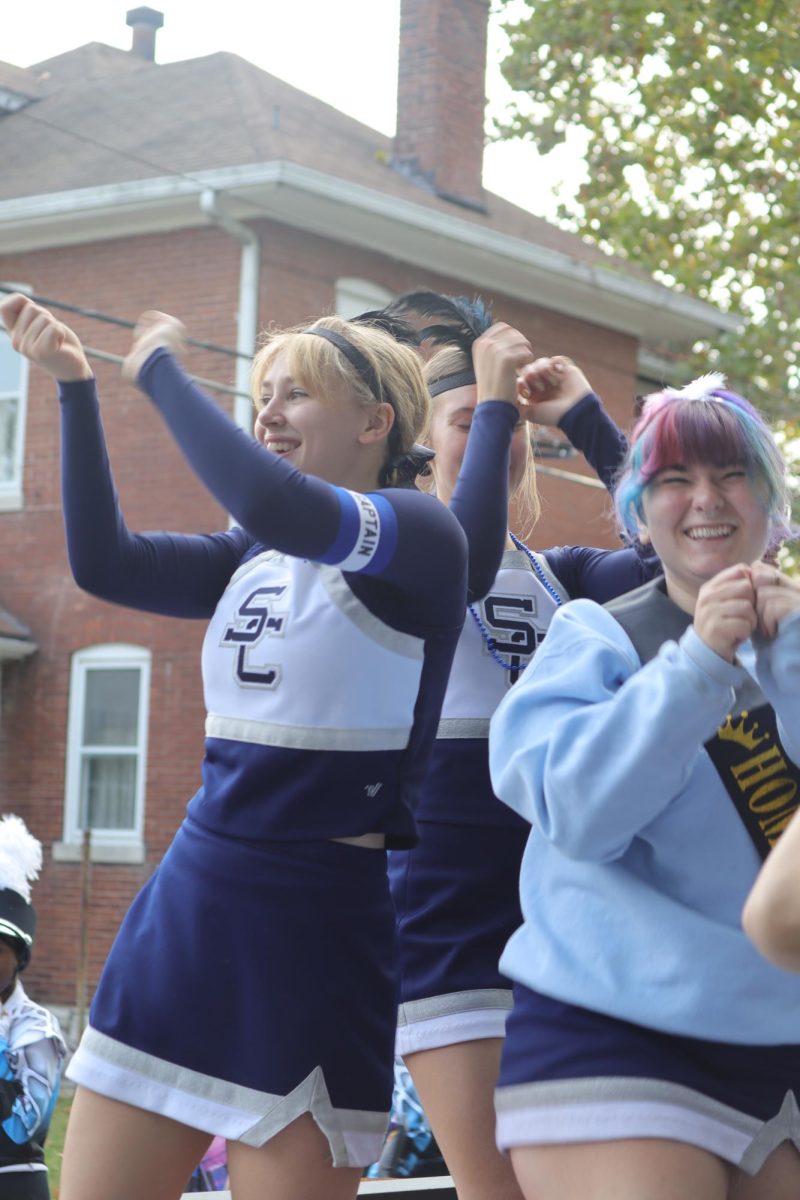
[318,566,424,660]
[226,548,283,589]
[605,577,767,714]
[500,549,571,603]
[605,577,688,664]
[436,717,490,740]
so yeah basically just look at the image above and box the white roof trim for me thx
[637,347,693,387]
[0,637,37,662]
[0,161,739,342]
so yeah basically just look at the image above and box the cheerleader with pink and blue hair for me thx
[615,373,792,552]
[490,373,800,1200]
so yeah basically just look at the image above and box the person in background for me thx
[743,802,800,972]
[0,815,66,1200]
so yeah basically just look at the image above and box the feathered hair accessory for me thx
[349,309,422,349]
[0,815,41,904]
[662,371,727,402]
[0,815,42,960]
[384,290,493,398]
[385,289,493,354]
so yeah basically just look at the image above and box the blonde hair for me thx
[423,347,541,539]
[251,316,430,487]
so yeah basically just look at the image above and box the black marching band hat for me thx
[0,815,42,965]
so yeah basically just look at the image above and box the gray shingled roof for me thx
[0,43,646,278]
[0,61,45,100]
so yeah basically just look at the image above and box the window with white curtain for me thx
[57,644,151,862]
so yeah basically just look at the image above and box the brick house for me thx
[0,1,734,1021]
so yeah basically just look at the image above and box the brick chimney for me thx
[126,7,164,61]
[393,0,490,211]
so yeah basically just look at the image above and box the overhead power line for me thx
[0,284,252,401]
[1,107,616,488]
[0,282,613,483]
[0,284,250,362]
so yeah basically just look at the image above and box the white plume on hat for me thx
[0,815,42,903]
[664,372,727,402]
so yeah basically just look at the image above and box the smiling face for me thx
[428,385,530,506]
[253,352,383,489]
[0,938,19,1000]
[640,462,771,611]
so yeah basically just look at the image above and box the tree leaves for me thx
[496,0,800,428]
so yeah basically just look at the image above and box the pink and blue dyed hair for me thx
[615,373,794,548]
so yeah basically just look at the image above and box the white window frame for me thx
[335,278,394,320]
[0,282,31,511]
[54,644,151,864]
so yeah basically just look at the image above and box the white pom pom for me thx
[664,372,727,402]
[0,815,42,902]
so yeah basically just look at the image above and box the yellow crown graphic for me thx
[717,711,768,751]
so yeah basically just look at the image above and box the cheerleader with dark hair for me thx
[385,291,661,1200]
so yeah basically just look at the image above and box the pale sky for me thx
[3,0,587,221]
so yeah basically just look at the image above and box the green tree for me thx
[776,420,800,572]
[496,0,799,422]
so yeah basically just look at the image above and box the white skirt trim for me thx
[397,989,511,1055]
[495,1076,800,1175]
[67,1026,388,1168]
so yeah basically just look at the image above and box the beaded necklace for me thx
[467,534,563,672]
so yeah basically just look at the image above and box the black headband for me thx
[302,325,435,487]
[428,369,476,398]
[302,326,384,404]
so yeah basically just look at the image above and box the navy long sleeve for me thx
[558,391,628,493]
[60,355,466,629]
[135,350,465,624]
[448,401,519,602]
[60,378,249,617]
[545,394,658,600]
[448,391,631,603]
[542,542,654,602]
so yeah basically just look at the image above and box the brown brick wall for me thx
[395,0,490,207]
[0,218,639,1007]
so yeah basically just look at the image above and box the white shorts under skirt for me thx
[396,989,511,1057]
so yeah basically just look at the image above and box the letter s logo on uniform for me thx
[481,594,546,686]
[221,586,288,687]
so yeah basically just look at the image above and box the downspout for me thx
[199,188,260,432]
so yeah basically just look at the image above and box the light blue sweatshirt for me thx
[489,597,800,1044]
